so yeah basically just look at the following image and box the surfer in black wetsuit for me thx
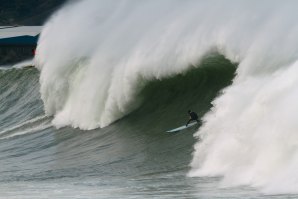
[186,110,199,126]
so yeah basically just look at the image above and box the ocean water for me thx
[1,0,298,198]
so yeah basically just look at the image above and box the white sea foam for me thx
[36,0,298,193]
[12,59,34,68]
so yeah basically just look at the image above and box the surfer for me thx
[166,110,200,133]
[186,110,199,126]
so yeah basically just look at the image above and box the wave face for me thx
[35,0,298,194]
[0,68,43,130]
[0,58,237,198]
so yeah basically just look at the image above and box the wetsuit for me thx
[186,111,199,126]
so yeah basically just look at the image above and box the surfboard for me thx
[166,122,197,133]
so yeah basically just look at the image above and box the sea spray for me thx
[189,61,298,193]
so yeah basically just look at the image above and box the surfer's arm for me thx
[186,119,192,126]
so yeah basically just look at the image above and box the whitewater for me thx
[0,0,298,198]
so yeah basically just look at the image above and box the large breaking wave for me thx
[35,0,298,194]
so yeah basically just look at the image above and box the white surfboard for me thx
[166,122,197,133]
